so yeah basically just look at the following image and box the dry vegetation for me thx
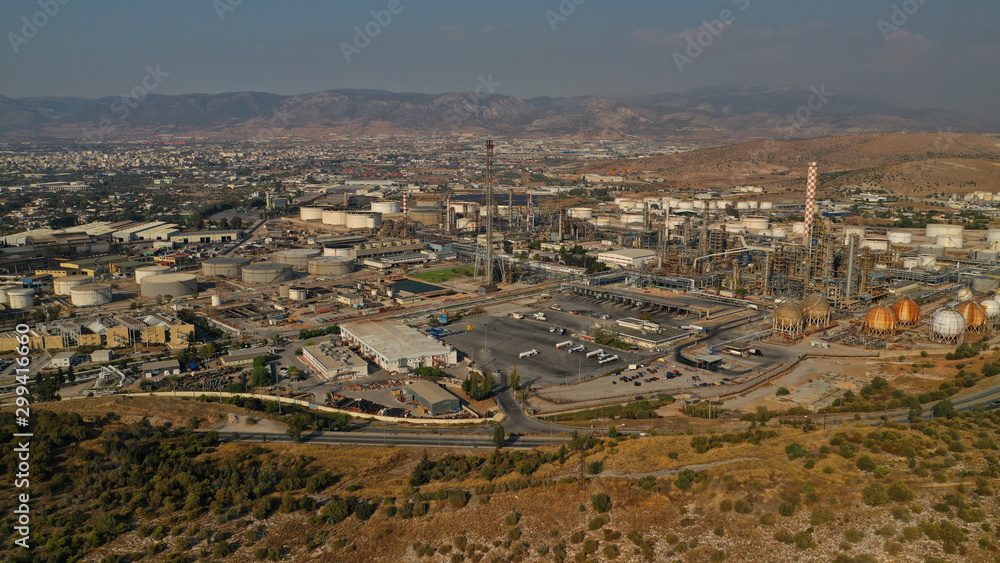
[4,400,1000,563]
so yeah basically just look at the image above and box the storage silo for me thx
[135,265,172,283]
[242,263,293,285]
[322,210,348,226]
[288,287,308,301]
[202,257,250,277]
[54,276,93,295]
[70,284,113,307]
[273,248,321,269]
[7,288,33,309]
[371,201,402,214]
[408,208,444,226]
[140,274,198,298]
[307,256,355,276]
[568,208,594,220]
[300,207,324,221]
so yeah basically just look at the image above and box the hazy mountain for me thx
[0,86,992,143]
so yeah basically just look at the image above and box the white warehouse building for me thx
[596,249,657,269]
[340,321,458,373]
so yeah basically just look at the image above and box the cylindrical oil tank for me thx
[371,201,402,214]
[278,284,292,299]
[917,244,945,257]
[54,276,93,295]
[140,274,197,298]
[918,255,938,267]
[7,288,33,309]
[288,287,308,301]
[70,284,113,307]
[902,257,920,269]
[973,249,999,262]
[926,224,964,237]
[456,218,477,230]
[621,213,645,225]
[759,202,774,210]
[692,201,706,209]
[273,248,321,268]
[0,286,11,305]
[408,208,444,226]
[861,238,890,251]
[343,212,382,230]
[134,265,172,283]
[323,245,353,258]
[707,201,718,210]
[936,234,963,249]
[322,210,347,226]
[211,294,223,307]
[676,201,695,211]
[202,256,250,277]
[724,224,748,234]
[742,216,769,231]
[300,207,324,221]
[792,222,806,235]
[770,227,788,238]
[308,256,355,276]
[971,275,1000,294]
[591,218,613,228]
[887,231,913,244]
[736,201,751,210]
[242,263,293,285]
[569,208,594,220]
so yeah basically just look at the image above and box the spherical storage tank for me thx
[956,301,989,332]
[802,293,831,327]
[307,256,355,276]
[7,288,33,309]
[891,298,920,327]
[772,301,804,335]
[140,274,198,298]
[980,299,1000,320]
[957,287,974,302]
[134,265,172,283]
[242,263,293,285]
[932,309,966,342]
[53,276,93,295]
[273,248,321,269]
[864,305,897,337]
[70,284,112,307]
[300,207,324,221]
[202,256,250,277]
[371,201,402,214]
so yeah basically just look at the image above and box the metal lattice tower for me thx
[483,140,496,286]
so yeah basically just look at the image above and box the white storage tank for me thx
[862,238,890,251]
[724,224,748,234]
[736,201,751,210]
[140,274,198,298]
[371,201,402,214]
[792,222,806,235]
[300,207,324,221]
[936,234,963,249]
[70,284,113,307]
[7,288,33,309]
[902,257,920,269]
[274,248,321,268]
[742,216,769,231]
[211,294,223,307]
[322,210,348,226]
[202,256,250,277]
[692,201,706,209]
[456,218,477,230]
[288,287,308,301]
[918,254,938,267]
[323,245,354,258]
[770,227,788,238]
[0,286,11,305]
[621,213,645,225]
[408,208,443,226]
[676,201,695,211]
[135,265,172,283]
[887,231,913,244]
[54,276,93,295]
[987,229,1000,243]
[590,218,613,228]
[307,256,355,276]
[242,263,293,285]
[568,208,594,220]
[843,225,866,242]
[759,202,774,210]
[974,249,999,262]
[926,224,964,237]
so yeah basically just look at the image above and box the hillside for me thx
[3,402,999,562]
[0,87,995,143]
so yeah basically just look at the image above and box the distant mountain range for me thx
[0,86,993,143]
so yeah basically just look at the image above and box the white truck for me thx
[598,355,620,365]
[585,349,605,359]
[533,312,548,321]
[519,349,539,358]
[555,341,573,349]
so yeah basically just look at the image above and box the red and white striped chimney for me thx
[403,192,408,216]
[804,162,818,242]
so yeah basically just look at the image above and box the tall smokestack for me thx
[403,192,408,216]
[804,162,818,242]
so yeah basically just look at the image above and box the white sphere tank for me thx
[932,309,966,339]
[981,299,1000,319]
[54,276,93,295]
[958,287,974,302]
[300,207,324,221]
[7,288,33,309]
[70,284,113,307]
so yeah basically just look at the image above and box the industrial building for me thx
[49,351,80,368]
[404,380,461,415]
[141,359,182,378]
[596,249,657,269]
[301,342,369,380]
[340,320,458,372]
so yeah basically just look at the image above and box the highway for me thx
[211,428,569,449]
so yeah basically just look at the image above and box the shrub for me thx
[719,499,733,512]
[637,476,658,491]
[778,501,796,517]
[856,455,877,472]
[448,490,468,509]
[588,516,608,531]
[887,482,915,502]
[861,484,889,506]
[714,526,725,536]
[734,499,753,514]
[759,513,776,525]
[354,502,376,521]
[845,529,865,543]
[570,531,585,544]
[810,506,834,526]
[776,387,790,396]
[591,494,612,513]
[504,512,520,526]
[587,461,604,475]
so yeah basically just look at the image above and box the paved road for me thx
[495,387,569,435]
[213,429,568,449]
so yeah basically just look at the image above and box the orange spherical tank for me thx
[864,305,897,335]
[956,301,988,331]
[891,298,920,326]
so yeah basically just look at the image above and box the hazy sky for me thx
[2,0,998,119]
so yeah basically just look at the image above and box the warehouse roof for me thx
[407,380,458,405]
[341,321,453,360]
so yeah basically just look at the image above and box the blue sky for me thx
[2,0,998,119]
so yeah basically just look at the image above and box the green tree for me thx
[493,425,506,449]
[509,364,521,391]
[251,357,272,387]
[932,398,956,419]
